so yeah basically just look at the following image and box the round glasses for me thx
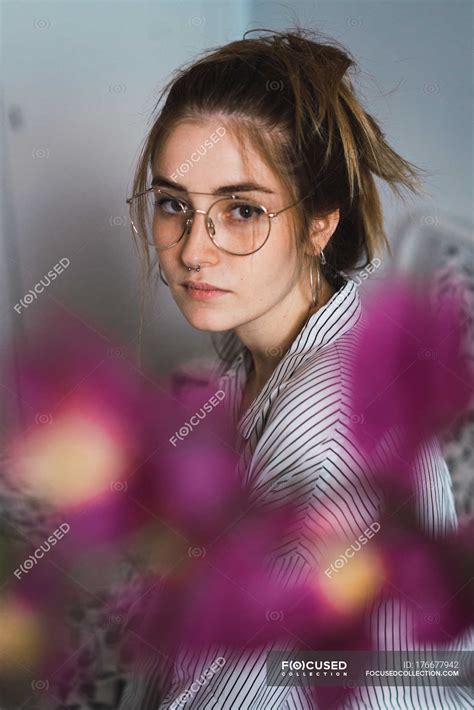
[126,187,312,257]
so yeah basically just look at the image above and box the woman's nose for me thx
[181,208,216,256]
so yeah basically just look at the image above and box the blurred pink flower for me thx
[379,512,474,643]
[117,503,374,667]
[2,301,472,707]
[348,275,473,488]
[1,312,242,547]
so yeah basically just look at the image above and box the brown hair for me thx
[129,27,429,364]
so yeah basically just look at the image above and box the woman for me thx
[120,28,471,709]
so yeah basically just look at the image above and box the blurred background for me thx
[1,0,472,517]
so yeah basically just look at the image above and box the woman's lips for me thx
[182,283,230,301]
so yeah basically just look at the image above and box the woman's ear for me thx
[304,208,340,256]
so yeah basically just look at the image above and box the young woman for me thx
[120,28,471,710]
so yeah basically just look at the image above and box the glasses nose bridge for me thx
[183,204,216,242]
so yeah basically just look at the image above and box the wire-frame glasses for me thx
[126,186,314,256]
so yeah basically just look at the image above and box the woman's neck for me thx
[243,278,336,392]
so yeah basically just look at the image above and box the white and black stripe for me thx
[119,277,473,709]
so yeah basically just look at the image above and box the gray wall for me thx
[250,0,473,244]
[0,0,251,377]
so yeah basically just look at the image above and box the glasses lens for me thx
[132,189,189,249]
[208,198,270,255]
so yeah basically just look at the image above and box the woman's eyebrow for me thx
[151,174,275,195]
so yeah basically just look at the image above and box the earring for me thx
[309,260,320,306]
[309,248,325,306]
[158,262,169,286]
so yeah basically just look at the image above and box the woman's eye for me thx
[155,197,187,215]
[229,204,264,221]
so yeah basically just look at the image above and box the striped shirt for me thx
[119,276,473,709]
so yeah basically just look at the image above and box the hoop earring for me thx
[158,262,169,286]
[309,248,325,306]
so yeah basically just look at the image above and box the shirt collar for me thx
[221,277,362,440]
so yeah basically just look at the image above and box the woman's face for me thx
[153,116,307,333]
